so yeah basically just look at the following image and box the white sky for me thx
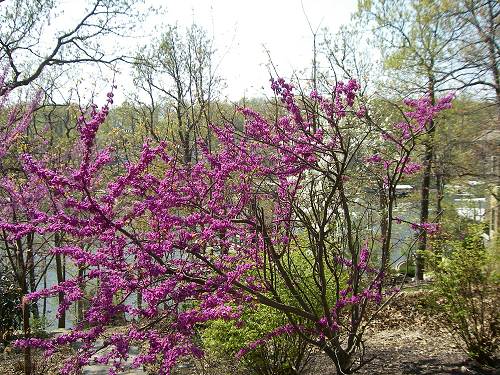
[152,0,356,99]
[28,0,357,103]
[114,0,358,102]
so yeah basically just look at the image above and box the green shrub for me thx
[201,303,310,375]
[426,225,499,366]
[201,237,355,374]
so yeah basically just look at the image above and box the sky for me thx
[38,0,358,104]
[150,0,357,100]
[113,0,358,102]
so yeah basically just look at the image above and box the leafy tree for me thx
[0,0,147,95]
[357,0,472,280]
[448,0,499,114]
[132,24,222,163]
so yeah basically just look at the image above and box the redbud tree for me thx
[2,75,452,374]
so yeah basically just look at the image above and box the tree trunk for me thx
[137,291,142,310]
[416,143,433,281]
[26,233,39,320]
[379,184,390,271]
[22,300,32,375]
[43,258,47,318]
[415,78,436,282]
[182,130,191,164]
[324,345,356,374]
[77,266,85,324]
[55,233,65,328]
[16,239,32,375]
[485,0,500,117]
[436,172,444,219]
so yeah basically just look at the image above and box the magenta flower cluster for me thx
[0,74,452,374]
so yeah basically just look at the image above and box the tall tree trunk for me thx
[22,299,32,375]
[379,184,390,271]
[16,239,32,375]
[55,233,65,328]
[77,266,85,324]
[415,138,433,281]
[137,291,142,310]
[182,131,191,164]
[26,233,39,320]
[485,0,500,117]
[415,77,436,282]
[42,258,47,318]
[436,172,444,219]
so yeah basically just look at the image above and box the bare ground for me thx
[1,292,498,374]
[305,328,472,375]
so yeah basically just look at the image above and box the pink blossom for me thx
[2,76,452,373]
